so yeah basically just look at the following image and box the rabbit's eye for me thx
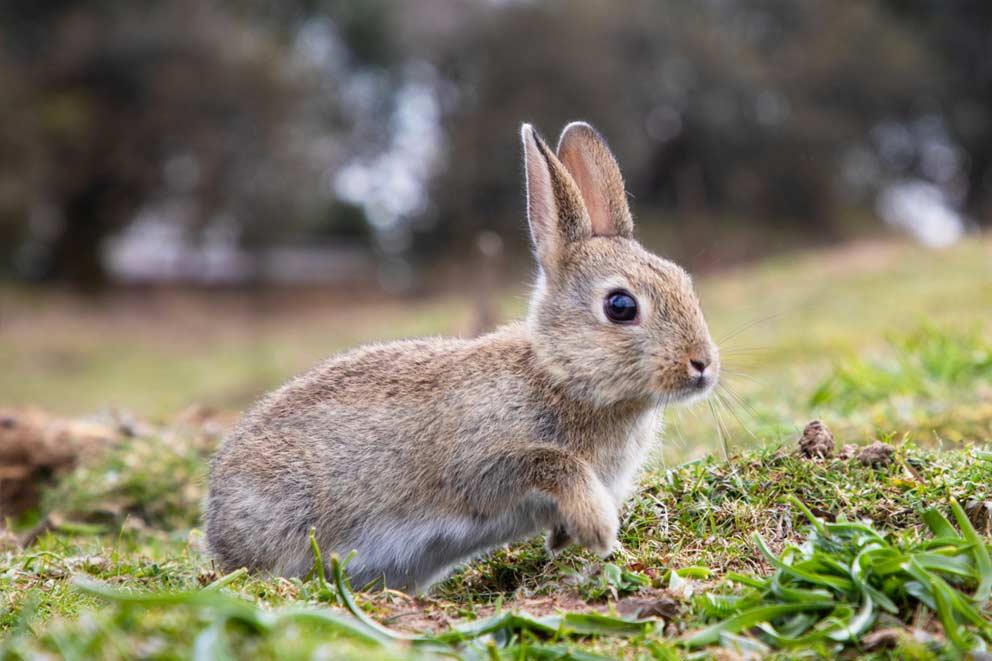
[604,290,638,324]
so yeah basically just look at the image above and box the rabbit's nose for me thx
[687,357,710,376]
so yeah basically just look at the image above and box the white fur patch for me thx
[342,496,556,592]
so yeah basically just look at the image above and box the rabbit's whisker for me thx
[716,311,784,345]
[666,404,687,451]
[718,382,763,422]
[720,369,765,386]
[719,346,770,355]
[707,398,732,460]
[715,388,759,444]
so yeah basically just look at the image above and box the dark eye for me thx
[604,290,638,324]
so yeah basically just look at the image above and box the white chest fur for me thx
[597,408,662,504]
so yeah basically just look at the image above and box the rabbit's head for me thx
[522,122,718,407]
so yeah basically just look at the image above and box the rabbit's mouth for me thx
[659,372,718,406]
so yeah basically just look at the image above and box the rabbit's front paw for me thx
[571,513,618,557]
[546,525,573,556]
[565,487,618,557]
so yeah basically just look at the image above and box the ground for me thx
[1,236,991,658]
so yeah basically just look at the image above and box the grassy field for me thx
[2,235,991,658]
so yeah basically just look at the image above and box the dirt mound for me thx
[798,420,835,459]
[857,440,895,467]
[0,409,120,517]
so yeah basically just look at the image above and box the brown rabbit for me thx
[206,122,719,593]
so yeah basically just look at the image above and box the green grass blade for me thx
[860,583,898,615]
[823,521,886,544]
[949,499,992,603]
[754,621,828,648]
[922,508,959,540]
[75,575,394,649]
[725,573,768,589]
[769,572,834,604]
[438,611,650,644]
[771,612,820,639]
[850,547,899,614]
[272,609,398,648]
[825,594,876,642]
[931,574,974,651]
[754,534,853,592]
[719,631,772,656]
[675,566,713,580]
[681,603,833,648]
[559,612,654,636]
[202,567,248,591]
[785,496,827,537]
[918,536,974,551]
[510,643,616,660]
[73,576,266,629]
[914,551,975,578]
[329,554,422,643]
[438,612,558,643]
[903,580,937,611]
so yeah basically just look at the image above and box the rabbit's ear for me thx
[556,122,634,239]
[521,124,592,269]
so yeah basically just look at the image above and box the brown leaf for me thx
[616,596,680,620]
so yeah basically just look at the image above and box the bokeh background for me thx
[2,0,991,462]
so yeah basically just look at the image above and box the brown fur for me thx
[206,122,719,592]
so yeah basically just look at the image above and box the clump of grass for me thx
[625,442,992,577]
[39,427,217,531]
[15,498,990,659]
[685,496,992,655]
[569,562,652,602]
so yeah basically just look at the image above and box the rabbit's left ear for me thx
[557,122,634,239]
[521,124,592,271]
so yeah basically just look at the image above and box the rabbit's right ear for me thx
[557,122,634,239]
[521,124,591,270]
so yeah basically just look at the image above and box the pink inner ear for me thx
[560,150,612,237]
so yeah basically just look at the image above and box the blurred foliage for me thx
[0,1,990,286]
[811,327,992,412]
[429,1,936,245]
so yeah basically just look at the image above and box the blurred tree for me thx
[0,0,328,287]
[0,0,985,288]
[426,0,938,255]
[886,0,992,226]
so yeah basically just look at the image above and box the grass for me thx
[3,433,991,658]
[682,496,992,653]
[2,235,992,658]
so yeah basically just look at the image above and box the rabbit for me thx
[206,121,720,593]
